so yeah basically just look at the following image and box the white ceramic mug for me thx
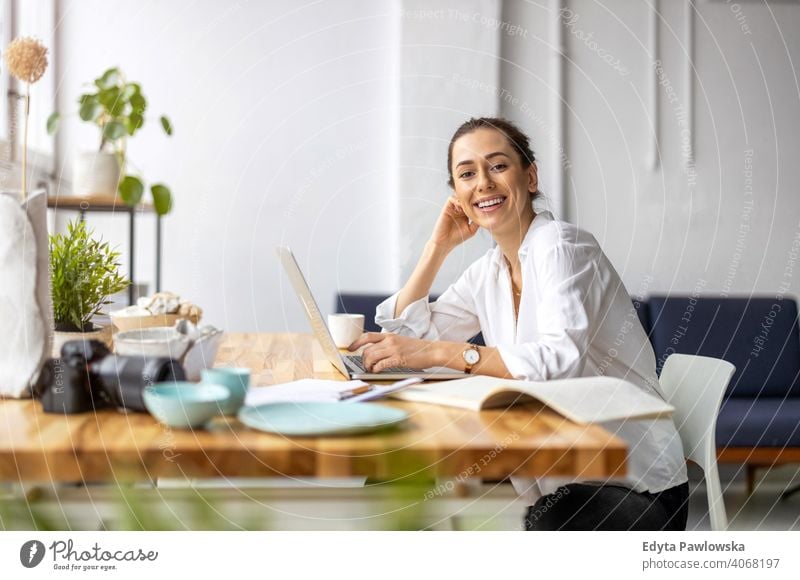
[327,313,365,348]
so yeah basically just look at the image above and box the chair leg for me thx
[705,462,729,531]
[781,482,800,500]
[746,464,758,497]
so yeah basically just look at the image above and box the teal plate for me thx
[237,402,409,437]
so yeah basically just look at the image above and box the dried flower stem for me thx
[22,83,30,201]
[3,36,48,202]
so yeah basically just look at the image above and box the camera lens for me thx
[61,339,111,362]
[93,355,186,411]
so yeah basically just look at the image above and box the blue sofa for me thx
[642,296,800,496]
[338,292,800,495]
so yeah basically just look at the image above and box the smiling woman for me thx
[348,116,690,531]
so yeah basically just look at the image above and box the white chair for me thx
[659,354,736,531]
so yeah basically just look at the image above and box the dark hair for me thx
[446,117,537,193]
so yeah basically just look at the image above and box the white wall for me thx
[396,0,502,292]
[51,0,800,334]
[54,0,397,332]
[502,0,800,300]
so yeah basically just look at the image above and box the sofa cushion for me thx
[717,398,800,448]
[336,293,389,332]
[647,296,800,398]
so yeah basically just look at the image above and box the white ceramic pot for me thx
[73,152,121,197]
[52,325,113,359]
[113,327,191,359]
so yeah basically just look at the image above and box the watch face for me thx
[464,348,480,365]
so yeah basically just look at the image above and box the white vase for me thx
[73,152,120,197]
[0,189,51,398]
[52,325,113,359]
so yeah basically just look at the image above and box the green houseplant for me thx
[49,219,129,356]
[47,67,174,215]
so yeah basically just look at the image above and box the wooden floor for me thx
[687,464,800,531]
[2,464,798,530]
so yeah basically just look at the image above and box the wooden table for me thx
[47,194,161,304]
[0,334,626,484]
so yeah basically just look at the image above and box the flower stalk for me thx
[3,36,48,202]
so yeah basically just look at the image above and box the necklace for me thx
[511,279,522,297]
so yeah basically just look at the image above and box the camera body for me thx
[36,340,186,414]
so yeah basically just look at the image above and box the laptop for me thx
[276,246,468,381]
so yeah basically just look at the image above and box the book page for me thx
[390,375,502,410]
[498,376,674,424]
[392,375,673,424]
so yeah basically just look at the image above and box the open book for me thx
[389,375,673,424]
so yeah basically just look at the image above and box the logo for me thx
[20,540,46,568]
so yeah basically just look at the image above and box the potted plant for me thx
[47,67,174,215]
[50,219,129,357]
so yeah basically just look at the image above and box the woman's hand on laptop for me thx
[348,333,434,373]
[349,333,514,378]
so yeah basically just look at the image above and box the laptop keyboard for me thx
[344,355,423,374]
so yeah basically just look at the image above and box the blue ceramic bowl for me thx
[143,382,230,429]
[201,367,250,415]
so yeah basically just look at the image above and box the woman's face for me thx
[450,128,537,236]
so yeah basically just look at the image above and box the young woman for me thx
[348,117,689,531]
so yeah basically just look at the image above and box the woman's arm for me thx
[349,333,514,377]
[357,233,600,380]
[393,241,450,317]
[430,342,513,378]
[394,197,478,317]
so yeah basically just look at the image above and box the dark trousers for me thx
[524,482,689,531]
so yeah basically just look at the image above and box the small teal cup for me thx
[143,382,230,429]
[201,367,250,415]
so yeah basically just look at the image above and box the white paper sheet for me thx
[244,379,368,406]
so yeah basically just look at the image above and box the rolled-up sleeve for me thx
[497,242,598,381]
[375,293,434,337]
[375,262,482,342]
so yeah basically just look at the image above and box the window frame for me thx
[0,0,57,192]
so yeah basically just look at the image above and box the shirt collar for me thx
[489,210,555,271]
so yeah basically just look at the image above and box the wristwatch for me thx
[462,346,481,374]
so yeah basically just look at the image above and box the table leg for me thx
[129,210,135,305]
[156,215,162,292]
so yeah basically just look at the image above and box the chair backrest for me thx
[335,293,390,332]
[647,296,800,399]
[660,354,736,531]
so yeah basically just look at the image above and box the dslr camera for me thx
[35,340,186,414]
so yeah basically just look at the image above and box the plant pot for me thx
[52,324,113,359]
[73,152,120,197]
[0,189,51,398]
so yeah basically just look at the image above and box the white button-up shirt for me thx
[376,211,688,501]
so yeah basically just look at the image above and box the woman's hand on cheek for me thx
[348,332,434,373]
[429,196,480,252]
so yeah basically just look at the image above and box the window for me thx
[0,0,56,188]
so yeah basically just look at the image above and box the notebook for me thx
[389,375,674,424]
